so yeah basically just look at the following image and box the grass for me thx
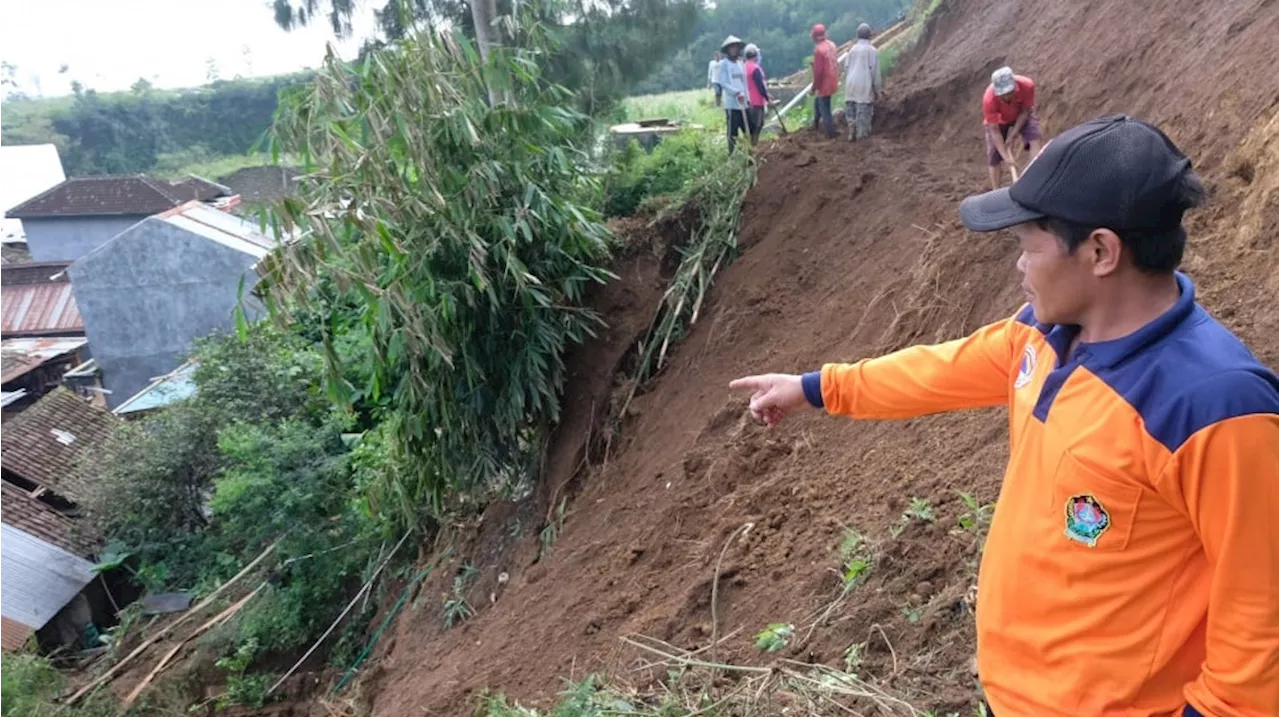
[152,151,294,181]
[621,89,725,130]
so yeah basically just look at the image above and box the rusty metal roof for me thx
[0,337,87,383]
[1,262,82,337]
[0,386,118,503]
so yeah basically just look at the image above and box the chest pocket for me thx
[1052,452,1142,552]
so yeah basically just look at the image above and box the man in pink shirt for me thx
[983,66,1044,189]
[810,24,838,139]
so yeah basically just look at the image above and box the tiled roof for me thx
[1,262,82,337]
[2,616,35,652]
[217,166,300,206]
[171,175,232,202]
[6,175,189,219]
[0,387,118,502]
[0,481,98,558]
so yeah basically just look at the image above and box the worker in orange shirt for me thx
[984,66,1044,190]
[810,24,839,139]
[731,114,1278,716]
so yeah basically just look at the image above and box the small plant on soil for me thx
[954,491,995,536]
[902,604,924,624]
[837,528,873,589]
[905,497,935,522]
[754,623,794,653]
[539,498,567,560]
[443,563,478,629]
[891,496,936,537]
[843,641,866,673]
[215,638,272,709]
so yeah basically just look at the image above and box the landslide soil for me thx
[366,0,1279,714]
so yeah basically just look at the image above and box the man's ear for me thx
[1087,228,1123,277]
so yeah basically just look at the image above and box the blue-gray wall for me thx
[24,216,147,262]
[66,219,263,409]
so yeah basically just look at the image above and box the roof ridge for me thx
[138,175,187,205]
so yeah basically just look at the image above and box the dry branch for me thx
[65,539,281,706]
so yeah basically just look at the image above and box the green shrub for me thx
[603,131,721,217]
[1,653,116,717]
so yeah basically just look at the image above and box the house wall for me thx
[24,216,145,263]
[66,219,263,409]
[0,523,96,634]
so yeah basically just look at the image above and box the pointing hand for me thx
[728,373,810,427]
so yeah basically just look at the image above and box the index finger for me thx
[728,375,766,391]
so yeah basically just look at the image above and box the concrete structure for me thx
[6,175,235,262]
[67,202,274,409]
[0,144,66,246]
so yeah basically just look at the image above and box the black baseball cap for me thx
[960,114,1199,233]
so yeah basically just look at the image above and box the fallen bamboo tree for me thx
[65,539,280,706]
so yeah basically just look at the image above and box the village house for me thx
[0,387,120,652]
[5,174,237,263]
[66,201,275,410]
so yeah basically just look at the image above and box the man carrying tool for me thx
[744,43,774,144]
[843,23,882,141]
[717,36,751,153]
[730,114,1277,716]
[708,51,723,108]
[810,24,839,139]
[984,66,1043,189]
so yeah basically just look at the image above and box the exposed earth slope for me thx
[364,0,1279,713]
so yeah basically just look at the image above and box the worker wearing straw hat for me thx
[717,35,751,153]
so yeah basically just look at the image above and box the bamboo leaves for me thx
[257,19,612,527]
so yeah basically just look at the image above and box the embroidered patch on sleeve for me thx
[1064,494,1110,547]
[1014,344,1037,389]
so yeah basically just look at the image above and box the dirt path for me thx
[365,0,1278,714]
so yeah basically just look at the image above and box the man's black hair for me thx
[1037,172,1208,274]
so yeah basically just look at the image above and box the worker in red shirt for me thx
[984,66,1044,190]
[810,24,839,139]
[731,114,1278,716]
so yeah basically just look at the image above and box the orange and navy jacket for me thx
[801,273,1278,716]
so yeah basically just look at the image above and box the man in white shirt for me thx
[843,23,882,141]
[708,52,723,107]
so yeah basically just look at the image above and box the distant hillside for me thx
[1,72,311,177]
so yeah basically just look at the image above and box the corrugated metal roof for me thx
[114,361,198,415]
[0,386,118,502]
[1,263,82,337]
[1,520,97,632]
[155,201,276,257]
[0,337,87,383]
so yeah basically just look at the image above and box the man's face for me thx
[1013,222,1095,325]
[727,46,740,59]
[997,90,1015,104]
[813,32,825,43]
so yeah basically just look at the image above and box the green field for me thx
[622,89,727,130]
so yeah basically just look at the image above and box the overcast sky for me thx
[0,0,378,96]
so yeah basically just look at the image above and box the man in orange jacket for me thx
[810,24,839,139]
[731,115,1278,716]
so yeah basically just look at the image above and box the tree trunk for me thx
[469,0,505,106]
